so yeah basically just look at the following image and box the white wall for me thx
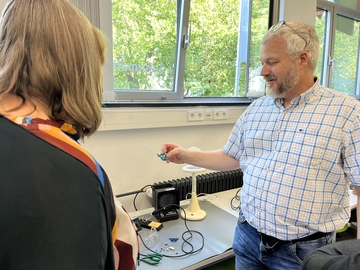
[279,0,317,26]
[0,0,5,11]
[83,122,236,210]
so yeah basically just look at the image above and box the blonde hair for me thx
[0,0,107,139]
[262,21,319,72]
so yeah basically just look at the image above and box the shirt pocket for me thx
[284,127,328,167]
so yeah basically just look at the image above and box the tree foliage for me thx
[315,11,359,95]
[112,0,270,97]
[112,0,359,97]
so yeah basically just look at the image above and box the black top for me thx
[0,116,114,270]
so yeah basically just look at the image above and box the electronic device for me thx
[157,153,167,161]
[138,219,163,231]
[152,183,179,222]
[131,217,142,232]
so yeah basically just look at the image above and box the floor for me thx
[202,257,235,270]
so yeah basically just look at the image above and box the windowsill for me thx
[102,97,254,108]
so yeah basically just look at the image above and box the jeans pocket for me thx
[289,237,327,263]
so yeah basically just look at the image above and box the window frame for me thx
[317,0,360,98]
[99,0,268,105]
[82,0,360,105]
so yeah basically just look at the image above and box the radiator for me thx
[153,169,243,201]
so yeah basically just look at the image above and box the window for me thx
[316,0,360,96]
[332,14,360,95]
[314,7,329,84]
[73,0,360,103]
[110,0,271,102]
[112,0,178,98]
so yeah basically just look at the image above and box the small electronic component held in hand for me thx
[157,153,167,161]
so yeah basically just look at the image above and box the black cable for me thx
[115,190,143,198]
[133,184,153,211]
[179,205,204,255]
[139,204,205,258]
[230,188,241,211]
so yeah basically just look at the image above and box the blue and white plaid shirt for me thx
[223,80,360,240]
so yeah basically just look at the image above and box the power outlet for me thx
[212,109,228,120]
[188,110,204,122]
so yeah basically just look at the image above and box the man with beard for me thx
[159,21,360,270]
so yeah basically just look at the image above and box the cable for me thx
[133,184,153,211]
[139,204,204,258]
[230,188,241,211]
[179,205,204,255]
[115,189,143,198]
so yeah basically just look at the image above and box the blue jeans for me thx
[232,214,336,270]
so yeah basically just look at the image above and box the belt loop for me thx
[237,211,246,224]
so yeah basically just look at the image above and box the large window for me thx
[332,14,360,95]
[111,0,271,102]
[112,0,177,93]
[73,0,360,104]
[316,1,360,96]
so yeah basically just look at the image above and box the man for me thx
[160,21,360,270]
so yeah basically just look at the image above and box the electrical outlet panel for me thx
[187,110,204,122]
[212,109,228,120]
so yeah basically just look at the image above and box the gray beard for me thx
[265,64,299,99]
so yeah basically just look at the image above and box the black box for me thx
[152,184,179,222]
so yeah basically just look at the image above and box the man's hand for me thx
[159,143,240,171]
[159,143,188,164]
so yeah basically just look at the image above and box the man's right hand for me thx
[159,143,188,164]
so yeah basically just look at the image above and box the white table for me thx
[130,188,240,270]
[129,188,357,270]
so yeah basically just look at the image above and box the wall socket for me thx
[212,109,228,120]
[187,110,204,121]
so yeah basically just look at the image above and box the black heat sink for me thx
[153,169,243,201]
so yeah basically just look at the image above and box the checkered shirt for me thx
[223,80,360,240]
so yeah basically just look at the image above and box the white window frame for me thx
[317,0,360,98]
[97,0,265,104]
